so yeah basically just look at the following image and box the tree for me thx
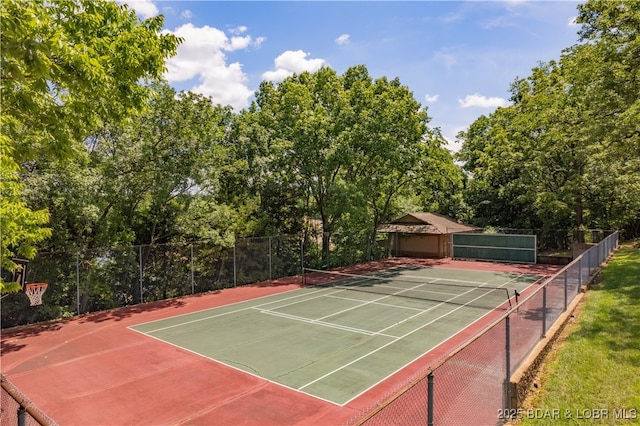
[24,84,233,251]
[456,105,541,229]
[1,0,181,292]
[250,65,451,263]
[458,0,640,237]
[339,70,457,255]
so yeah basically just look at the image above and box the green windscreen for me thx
[452,233,537,263]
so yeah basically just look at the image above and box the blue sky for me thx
[119,1,583,151]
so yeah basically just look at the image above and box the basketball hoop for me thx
[25,283,48,306]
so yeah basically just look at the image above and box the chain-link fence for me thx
[1,375,57,426]
[349,231,619,426]
[0,231,620,425]
[480,228,613,252]
[2,233,391,328]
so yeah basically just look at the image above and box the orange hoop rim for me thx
[26,283,49,290]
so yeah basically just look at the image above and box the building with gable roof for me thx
[378,212,479,258]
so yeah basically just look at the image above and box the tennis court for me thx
[130,266,542,406]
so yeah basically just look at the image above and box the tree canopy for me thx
[1,0,181,292]
[457,0,640,237]
[3,0,637,315]
[245,65,458,263]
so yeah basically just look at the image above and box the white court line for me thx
[340,273,527,406]
[255,278,456,338]
[140,287,331,334]
[257,288,348,312]
[313,282,430,322]
[257,309,400,339]
[127,326,341,407]
[128,270,530,406]
[307,267,501,286]
[258,278,503,341]
[365,282,460,297]
[324,294,425,312]
[298,275,522,391]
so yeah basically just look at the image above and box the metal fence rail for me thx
[1,232,619,426]
[350,231,619,426]
[2,233,389,328]
[1,375,57,426]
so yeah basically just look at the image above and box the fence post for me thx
[542,286,547,337]
[233,241,237,287]
[598,241,602,264]
[563,270,568,311]
[190,244,195,295]
[300,237,305,276]
[76,253,80,315]
[505,315,511,410]
[18,406,26,426]
[578,257,582,290]
[428,372,434,426]
[269,236,273,280]
[139,245,144,303]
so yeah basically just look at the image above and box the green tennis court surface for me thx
[130,266,541,405]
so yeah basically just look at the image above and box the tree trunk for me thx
[322,227,330,268]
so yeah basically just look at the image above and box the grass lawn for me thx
[519,245,640,425]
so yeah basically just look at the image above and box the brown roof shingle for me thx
[378,212,478,235]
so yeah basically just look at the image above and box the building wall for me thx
[395,234,446,258]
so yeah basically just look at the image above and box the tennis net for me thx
[302,268,516,311]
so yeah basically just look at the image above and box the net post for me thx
[427,371,434,426]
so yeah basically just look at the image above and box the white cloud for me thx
[262,50,327,82]
[261,68,294,83]
[254,37,266,48]
[424,94,439,103]
[458,93,509,109]
[229,36,252,50]
[335,34,350,45]
[116,0,158,19]
[163,23,265,110]
[181,10,192,19]
[230,26,248,35]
